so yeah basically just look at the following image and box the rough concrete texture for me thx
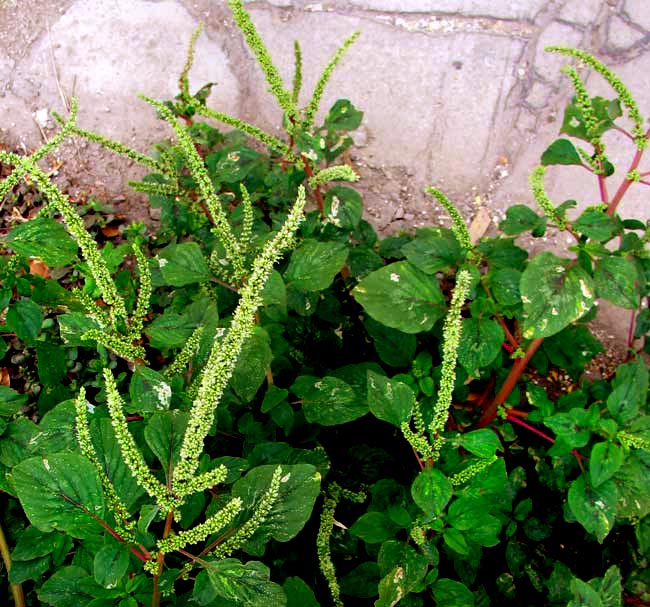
[1,0,650,337]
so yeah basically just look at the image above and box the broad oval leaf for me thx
[144,410,189,474]
[232,464,320,544]
[6,217,78,266]
[567,475,618,543]
[367,370,414,426]
[590,441,624,488]
[93,544,130,589]
[411,467,452,516]
[460,429,502,458]
[541,138,583,166]
[6,299,43,345]
[285,239,348,291]
[231,328,272,402]
[13,453,105,538]
[158,242,210,286]
[520,252,595,339]
[352,261,445,333]
[193,558,286,607]
[292,375,367,425]
[432,578,475,607]
[594,256,640,309]
[457,317,504,376]
[402,227,463,274]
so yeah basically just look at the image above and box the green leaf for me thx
[339,562,380,598]
[9,556,52,584]
[457,317,504,376]
[376,543,428,607]
[0,385,28,416]
[561,95,622,142]
[193,558,286,607]
[614,451,650,519]
[443,526,470,555]
[324,98,363,131]
[323,187,363,230]
[129,366,172,412]
[594,256,640,309]
[350,512,398,544]
[432,578,475,607]
[94,544,130,589]
[520,252,595,339]
[590,442,624,487]
[402,227,463,274]
[595,565,622,607]
[283,577,319,607]
[58,312,103,346]
[476,238,527,271]
[12,526,63,561]
[36,341,68,386]
[460,429,502,458]
[37,566,101,607]
[541,138,583,166]
[292,375,367,425]
[285,240,347,292]
[13,453,105,538]
[411,467,452,516]
[364,316,416,368]
[574,209,620,242]
[6,299,43,344]
[568,578,604,607]
[352,261,446,334]
[6,218,78,266]
[144,410,189,474]
[158,242,210,286]
[231,328,272,402]
[607,358,648,424]
[367,370,415,426]
[28,400,78,455]
[232,464,320,543]
[498,205,546,237]
[568,475,618,543]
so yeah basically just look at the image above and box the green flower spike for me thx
[103,369,170,506]
[227,0,298,130]
[0,150,128,323]
[303,30,360,131]
[449,455,498,486]
[292,39,303,105]
[165,325,205,379]
[546,46,647,148]
[429,269,472,454]
[209,466,285,560]
[529,166,568,230]
[74,388,135,536]
[173,187,306,486]
[157,497,242,554]
[140,95,247,281]
[308,165,359,189]
[425,187,473,252]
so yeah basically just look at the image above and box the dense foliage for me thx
[1,2,650,605]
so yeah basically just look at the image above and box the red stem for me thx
[506,413,554,443]
[607,127,650,216]
[478,338,544,427]
[300,154,324,215]
[497,315,519,350]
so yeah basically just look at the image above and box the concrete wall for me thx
[1,0,649,237]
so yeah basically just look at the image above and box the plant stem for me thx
[607,127,650,216]
[300,154,324,215]
[478,338,544,427]
[152,510,175,607]
[0,521,25,607]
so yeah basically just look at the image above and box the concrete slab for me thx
[1,0,240,206]
[347,0,547,20]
